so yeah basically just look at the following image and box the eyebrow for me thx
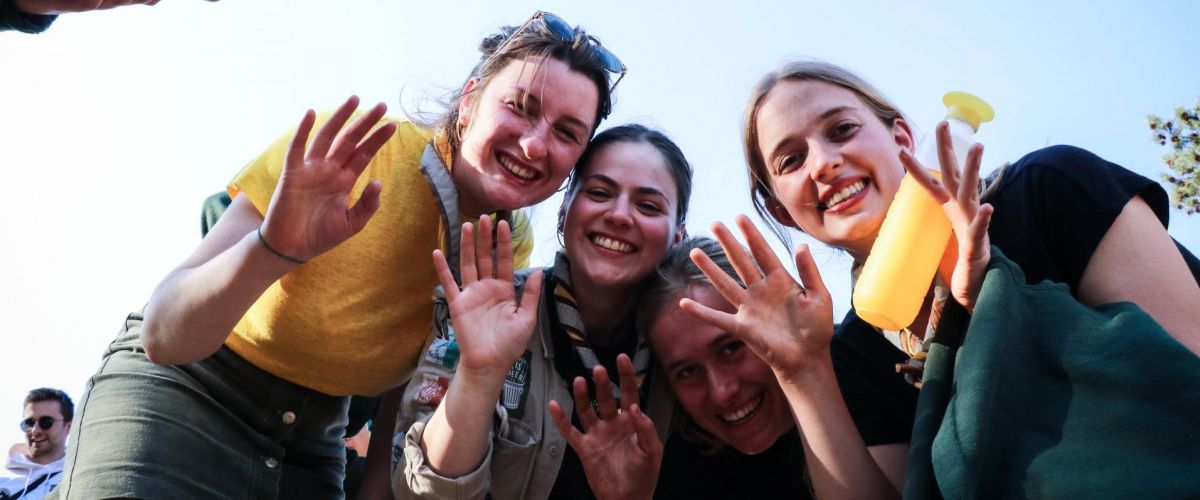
[661,331,733,374]
[765,105,855,162]
[585,173,670,200]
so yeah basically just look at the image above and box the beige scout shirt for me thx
[391,270,673,500]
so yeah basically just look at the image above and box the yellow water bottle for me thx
[852,91,994,331]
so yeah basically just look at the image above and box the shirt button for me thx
[281,411,296,425]
[264,457,279,469]
[548,446,560,457]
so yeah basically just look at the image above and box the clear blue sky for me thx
[2,0,1197,445]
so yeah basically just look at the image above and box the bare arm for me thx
[1078,196,1200,356]
[12,0,159,15]
[141,97,397,365]
[682,216,902,499]
[356,386,404,500]
[419,218,543,477]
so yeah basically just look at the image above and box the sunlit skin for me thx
[650,285,793,455]
[755,80,915,260]
[23,401,70,465]
[454,56,600,217]
[563,141,683,293]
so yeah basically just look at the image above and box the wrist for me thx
[775,353,837,392]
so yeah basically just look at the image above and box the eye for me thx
[674,365,698,381]
[831,121,860,140]
[505,99,527,116]
[585,187,611,200]
[637,201,664,214]
[776,153,802,175]
[719,340,745,358]
[555,125,582,145]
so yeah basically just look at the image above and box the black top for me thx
[830,145,1200,446]
[655,430,813,499]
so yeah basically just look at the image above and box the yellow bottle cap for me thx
[943,91,995,131]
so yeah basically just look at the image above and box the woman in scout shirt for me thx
[56,11,627,499]
[393,124,693,500]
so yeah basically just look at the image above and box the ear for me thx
[672,223,686,246]
[458,77,481,127]
[890,116,916,155]
[766,198,800,229]
[63,421,72,434]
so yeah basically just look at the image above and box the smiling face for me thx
[649,286,793,455]
[23,400,70,464]
[562,140,682,290]
[754,80,914,258]
[453,56,600,216]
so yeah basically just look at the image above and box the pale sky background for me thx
[2,0,1197,446]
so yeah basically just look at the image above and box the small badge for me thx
[501,351,533,419]
[414,374,449,408]
[425,337,460,370]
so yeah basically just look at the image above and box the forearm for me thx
[419,369,505,477]
[358,387,403,500]
[780,357,901,500]
[142,231,296,365]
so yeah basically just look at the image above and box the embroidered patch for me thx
[414,374,449,408]
[501,350,533,419]
[425,337,460,370]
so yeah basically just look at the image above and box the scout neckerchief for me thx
[418,141,461,280]
[850,261,950,388]
[544,252,651,407]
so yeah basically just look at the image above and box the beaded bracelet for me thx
[257,227,307,265]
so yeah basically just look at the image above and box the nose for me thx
[706,369,739,407]
[807,141,842,184]
[603,195,634,227]
[519,119,549,161]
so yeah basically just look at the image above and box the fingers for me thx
[689,248,747,307]
[496,220,514,280]
[572,376,597,431]
[432,249,460,302]
[548,400,583,449]
[347,179,382,233]
[959,143,985,215]
[344,120,398,180]
[519,269,544,311]
[285,110,317,172]
[329,102,388,166]
[308,96,359,160]
[616,354,639,413]
[592,365,619,420]
[459,222,477,284]
[936,121,963,197]
[630,404,664,458]
[735,214,785,277]
[792,244,829,299]
[965,204,994,259]
[679,296,740,334]
[899,149,951,205]
[475,216,495,280]
[711,222,762,287]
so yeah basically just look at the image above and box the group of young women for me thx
[49,10,1200,500]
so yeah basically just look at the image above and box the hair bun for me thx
[479,26,518,58]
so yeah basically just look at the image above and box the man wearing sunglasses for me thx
[1,388,72,500]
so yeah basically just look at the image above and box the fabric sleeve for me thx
[829,311,920,446]
[0,0,55,33]
[395,421,494,500]
[227,125,294,217]
[985,145,1169,293]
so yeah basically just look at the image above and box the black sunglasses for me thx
[20,416,58,432]
[489,11,627,93]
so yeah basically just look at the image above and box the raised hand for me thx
[13,0,160,15]
[432,216,543,382]
[680,216,835,380]
[548,354,662,500]
[900,121,994,312]
[259,96,398,263]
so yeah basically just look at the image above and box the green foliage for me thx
[1148,99,1200,215]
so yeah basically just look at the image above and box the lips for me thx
[719,393,764,425]
[590,233,637,253]
[818,177,869,212]
[497,152,538,181]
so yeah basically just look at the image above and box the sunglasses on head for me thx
[489,11,627,93]
[20,416,58,432]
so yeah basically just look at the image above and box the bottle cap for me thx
[943,91,995,131]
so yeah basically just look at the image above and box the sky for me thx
[1,0,1198,446]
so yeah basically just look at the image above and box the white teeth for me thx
[825,180,866,208]
[498,155,536,180]
[591,234,634,253]
[721,394,762,424]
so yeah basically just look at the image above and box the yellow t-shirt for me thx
[227,116,532,396]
